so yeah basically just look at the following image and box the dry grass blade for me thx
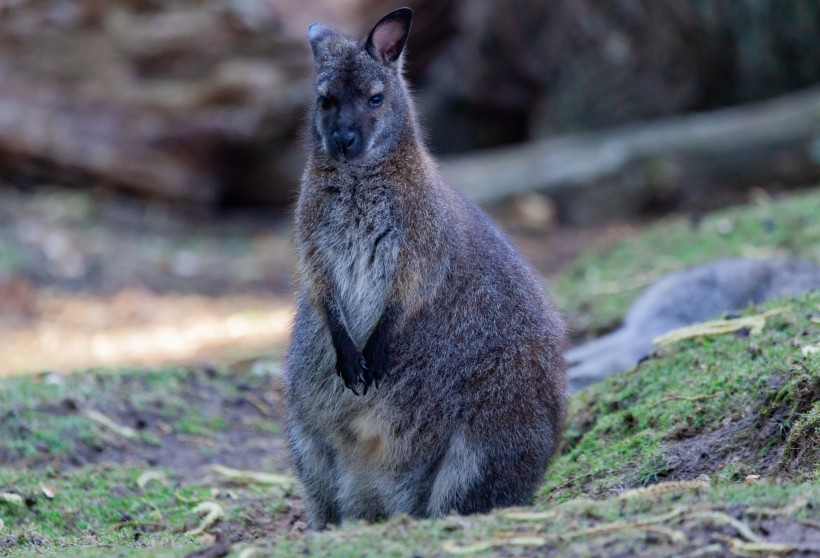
[442,536,548,555]
[618,480,710,499]
[210,465,294,490]
[653,308,787,346]
[745,498,808,517]
[185,501,223,536]
[724,538,799,557]
[136,470,167,490]
[639,525,689,544]
[83,409,138,439]
[500,509,557,521]
[687,511,762,543]
[442,539,499,555]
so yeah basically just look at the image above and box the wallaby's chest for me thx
[310,184,398,347]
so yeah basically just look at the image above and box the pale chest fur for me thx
[301,179,399,347]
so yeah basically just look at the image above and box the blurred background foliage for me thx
[0,0,818,207]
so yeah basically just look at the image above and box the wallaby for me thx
[566,258,820,391]
[284,8,567,529]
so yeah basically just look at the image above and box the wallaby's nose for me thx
[331,129,358,154]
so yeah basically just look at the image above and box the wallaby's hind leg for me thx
[288,423,340,529]
[426,427,548,517]
[336,469,389,522]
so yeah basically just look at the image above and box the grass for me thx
[0,366,278,466]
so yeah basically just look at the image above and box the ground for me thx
[1,185,819,557]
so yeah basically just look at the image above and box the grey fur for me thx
[566,258,820,391]
[286,9,567,529]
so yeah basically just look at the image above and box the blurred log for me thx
[0,0,312,207]
[0,0,460,207]
[443,87,820,223]
[420,0,820,153]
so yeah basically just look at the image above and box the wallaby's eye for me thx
[368,94,384,107]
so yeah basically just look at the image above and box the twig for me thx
[798,519,820,530]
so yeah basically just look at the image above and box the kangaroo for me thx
[284,8,567,529]
[566,257,820,391]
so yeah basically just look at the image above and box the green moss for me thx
[0,467,203,554]
[0,367,261,464]
[0,464,297,557]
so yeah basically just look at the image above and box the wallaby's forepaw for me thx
[362,335,390,389]
[335,346,369,396]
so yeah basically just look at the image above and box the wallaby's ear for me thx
[365,8,412,65]
[307,23,335,58]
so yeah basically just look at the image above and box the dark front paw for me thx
[335,346,369,395]
[362,336,390,389]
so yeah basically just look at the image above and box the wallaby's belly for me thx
[327,235,388,347]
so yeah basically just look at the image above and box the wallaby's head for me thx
[307,8,413,164]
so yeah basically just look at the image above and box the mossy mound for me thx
[544,292,819,504]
